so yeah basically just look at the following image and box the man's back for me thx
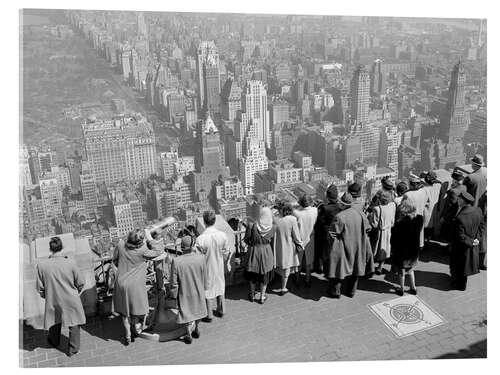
[465,167,487,206]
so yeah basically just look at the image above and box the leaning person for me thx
[113,229,159,345]
[195,210,230,321]
[168,235,208,344]
[35,236,86,357]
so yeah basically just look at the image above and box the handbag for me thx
[369,206,383,256]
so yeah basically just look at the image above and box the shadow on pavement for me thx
[413,270,452,291]
[435,339,486,358]
[20,322,69,356]
[80,315,126,345]
[419,243,450,265]
[358,277,397,294]
[287,274,328,301]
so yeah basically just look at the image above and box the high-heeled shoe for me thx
[248,292,255,302]
[258,295,268,304]
[396,288,404,296]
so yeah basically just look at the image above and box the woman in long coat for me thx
[274,201,303,295]
[293,194,318,286]
[391,197,424,295]
[368,190,396,275]
[113,230,158,345]
[244,205,276,304]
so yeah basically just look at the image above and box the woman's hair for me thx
[49,236,63,253]
[127,229,145,247]
[398,196,417,218]
[299,194,313,208]
[280,201,294,217]
[203,210,216,227]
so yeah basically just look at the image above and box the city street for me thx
[20,246,486,367]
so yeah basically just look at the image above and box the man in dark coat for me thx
[326,192,375,298]
[449,191,484,291]
[440,169,467,242]
[348,182,365,213]
[35,237,86,356]
[464,154,487,207]
[168,235,208,344]
[314,184,341,274]
[478,191,487,270]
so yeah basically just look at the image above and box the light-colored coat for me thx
[404,188,430,247]
[169,252,208,324]
[423,183,442,228]
[369,202,396,259]
[293,206,318,267]
[275,215,303,270]
[195,226,230,299]
[35,253,86,329]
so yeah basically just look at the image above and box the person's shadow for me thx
[286,274,328,301]
[20,322,69,356]
[80,314,125,345]
[357,276,397,294]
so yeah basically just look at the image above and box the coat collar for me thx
[49,251,67,259]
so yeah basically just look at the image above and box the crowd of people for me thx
[34,154,487,356]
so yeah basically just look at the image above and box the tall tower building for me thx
[197,41,221,115]
[370,59,384,96]
[350,65,371,127]
[80,162,98,213]
[440,61,467,144]
[378,125,401,172]
[220,78,242,121]
[82,115,156,185]
[39,178,62,218]
[194,113,228,193]
[20,145,32,187]
[242,80,270,148]
[239,137,268,195]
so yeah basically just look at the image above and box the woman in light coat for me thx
[113,229,159,345]
[274,201,303,295]
[293,194,318,287]
[368,190,396,275]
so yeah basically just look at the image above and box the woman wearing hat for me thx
[391,197,423,295]
[244,204,276,304]
[368,190,396,275]
[113,229,161,345]
[394,181,409,207]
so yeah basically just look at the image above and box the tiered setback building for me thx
[82,115,156,185]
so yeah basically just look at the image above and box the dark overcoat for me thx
[315,201,341,261]
[35,253,86,329]
[327,207,375,279]
[169,252,208,324]
[450,205,484,277]
[464,167,487,207]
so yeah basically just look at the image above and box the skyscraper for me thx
[350,65,371,126]
[193,113,228,193]
[370,59,385,96]
[239,137,268,195]
[242,80,270,148]
[82,115,156,185]
[197,41,221,114]
[220,78,242,121]
[39,178,62,218]
[440,61,467,144]
[80,162,98,213]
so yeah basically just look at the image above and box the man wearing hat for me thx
[449,191,484,291]
[422,170,442,241]
[314,184,341,274]
[404,174,431,249]
[325,192,375,298]
[464,154,487,207]
[168,234,208,344]
[439,169,467,242]
[347,182,365,213]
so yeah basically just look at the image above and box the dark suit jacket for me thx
[450,205,484,276]
[464,167,487,207]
